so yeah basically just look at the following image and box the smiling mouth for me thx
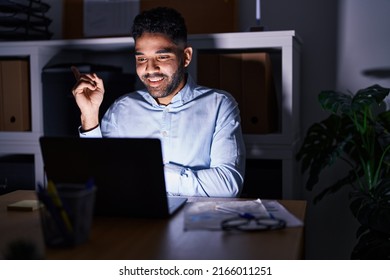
[148,76,164,82]
[144,73,165,81]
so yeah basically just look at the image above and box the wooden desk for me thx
[0,190,45,259]
[0,190,306,260]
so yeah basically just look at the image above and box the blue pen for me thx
[268,211,276,220]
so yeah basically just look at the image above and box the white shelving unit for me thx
[0,31,301,198]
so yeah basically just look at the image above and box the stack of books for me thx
[0,0,52,40]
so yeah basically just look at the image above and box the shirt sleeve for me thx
[164,96,246,198]
[79,125,103,138]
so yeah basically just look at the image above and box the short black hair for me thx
[131,7,187,46]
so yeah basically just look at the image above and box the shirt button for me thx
[162,131,168,137]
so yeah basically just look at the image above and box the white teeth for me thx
[148,77,163,82]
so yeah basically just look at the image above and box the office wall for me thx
[337,0,390,93]
[38,0,390,259]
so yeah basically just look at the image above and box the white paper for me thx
[184,199,303,231]
[263,200,304,227]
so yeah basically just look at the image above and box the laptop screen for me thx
[39,137,177,218]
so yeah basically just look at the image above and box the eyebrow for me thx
[135,48,176,56]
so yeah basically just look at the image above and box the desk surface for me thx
[0,190,306,260]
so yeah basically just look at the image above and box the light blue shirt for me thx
[80,75,246,197]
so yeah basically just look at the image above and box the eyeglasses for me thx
[221,215,286,232]
[215,204,286,232]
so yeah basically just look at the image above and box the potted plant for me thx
[296,84,390,259]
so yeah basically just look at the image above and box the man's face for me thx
[135,33,192,105]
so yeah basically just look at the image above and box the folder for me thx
[220,53,242,108]
[197,51,278,134]
[241,52,278,134]
[0,59,31,131]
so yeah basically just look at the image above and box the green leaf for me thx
[319,90,352,115]
[350,179,390,234]
[376,111,390,149]
[377,110,390,128]
[351,84,390,113]
[296,114,356,191]
[313,169,359,203]
[351,230,390,259]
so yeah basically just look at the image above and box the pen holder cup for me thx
[38,184,96,247]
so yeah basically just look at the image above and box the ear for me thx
[183,47,193,68]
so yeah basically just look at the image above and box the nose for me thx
[145,58,160,73]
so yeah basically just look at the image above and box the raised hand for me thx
[71,66,105,130]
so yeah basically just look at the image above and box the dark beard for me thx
[143,65,186,99]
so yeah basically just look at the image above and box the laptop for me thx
[39,136,187,218]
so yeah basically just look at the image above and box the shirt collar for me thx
[170,74,199,106]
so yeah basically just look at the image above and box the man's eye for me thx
[158,55,169,60]
[137,57,147,63]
